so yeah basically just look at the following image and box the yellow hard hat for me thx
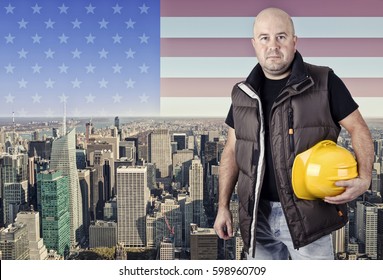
[292,140,358,200]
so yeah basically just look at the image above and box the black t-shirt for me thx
[225,71,358,201]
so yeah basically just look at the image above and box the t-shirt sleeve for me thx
[225,104,234,128]
[328,71,359,123]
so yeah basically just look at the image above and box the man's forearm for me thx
[218,147,239,208]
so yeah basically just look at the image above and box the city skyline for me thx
[0,116,382,260]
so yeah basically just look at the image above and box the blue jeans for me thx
[247,201,334,260]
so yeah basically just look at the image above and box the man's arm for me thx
[213,127,239,239]
[324,109,374,204]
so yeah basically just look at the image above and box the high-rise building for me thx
[104,198,117,221]
[172,149,194,187]
[38,170,70,258]
[159,238,175,260]
[0,222,29,260]
[0,153,29,226]
[78,169,91,239]
[50,128,84,248]
[148,129,172,178]
[377,207,383,260]
[356,201,381,259]
[28,140,52,160]
[190,224,217,260]
[189,158,204,226]
[172,133,187,150]
[89,220,117,248]
[16,211,48,260]
[160,198,182,247]
[117,166,149,247]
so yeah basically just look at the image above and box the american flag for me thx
[160,0,383,118]
[1,1,383,119]
[0,0,160,118]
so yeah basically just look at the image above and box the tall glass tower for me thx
[50,128,84,247]
[38,170,70,258]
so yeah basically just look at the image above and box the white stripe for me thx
[160,97,383,118]
[161,17,383,38]
[238,83,265,257]
[161,57,383,78]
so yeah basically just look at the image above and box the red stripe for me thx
[161,0,383,16]
[161,38,383,57]
[161,78,383,97]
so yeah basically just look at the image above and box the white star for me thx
[98,78,108,88]
[18,19,28,29]
[99,18,109,29]
[71,78,82,88]
[125,48,135,59]
[58,33,69,44]
[18,48,28,59]
[85,33,96,44]
[139,93,149,103]
[45,78,55,88]
[32,34,42,44]
[18,108,28,117]
[59,64,69,73]
[72,19,82,29]
[5,34,15,44]
[5,93,15,103]
[71,48,82,58]
[125,18,135,29]
[139,33,150,44]
[98,48,108,59]
[45,19,55,29]
[112,64,122,73]
[113,93,122,103]
[32,64,42,73]
[45,48,55,59]
[85,64,96,73]
[85,4,96,14]
[18,78,28,88]
[59,94,68,103]
[139,63,149,73]
[5,4,15,14]
[31,4,42,14]
[58,4,69,14]
[139,3,150,14]
[5,64,15,74]
[85,94,95,103]
[125,78,135,88]
[112,33,122,44]
[112,4,122,14]
[32,93,42,103]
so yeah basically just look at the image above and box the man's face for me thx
[252,14,297,80]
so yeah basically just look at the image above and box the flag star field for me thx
[0,0,160,118]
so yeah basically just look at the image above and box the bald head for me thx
[251,7,297,79]
[254,8,295,37]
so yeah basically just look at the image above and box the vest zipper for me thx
[288,106,295,154]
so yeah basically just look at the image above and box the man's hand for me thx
[324,177,370,204]
[213,207,234,240]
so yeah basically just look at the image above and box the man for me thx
[213,7,374,259]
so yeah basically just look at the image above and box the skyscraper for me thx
[148,129,172,178]
[190,224,217,260]
[189,158,204,226]
[117,166,149,247]
[38,170,70,258]
[172,133,187,150]
[50,128,84,247]
[0,153,29,226]
[16,210,48,260]
[0,222,29,260]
